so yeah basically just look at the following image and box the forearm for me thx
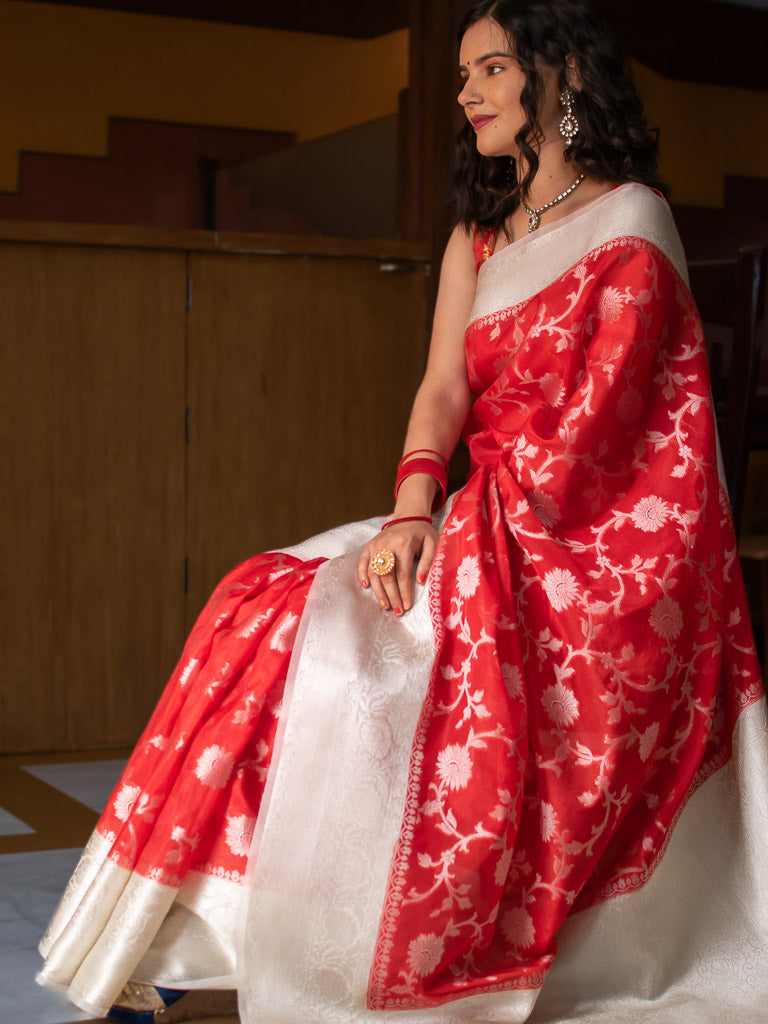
[392,379,472,516]
[360,224,476,611]
[372,222,476,521]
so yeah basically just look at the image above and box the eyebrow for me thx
[458,50,513,70]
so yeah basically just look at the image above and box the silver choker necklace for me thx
[521,172,585,232]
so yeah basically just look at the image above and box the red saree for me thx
[39,184,767,1023]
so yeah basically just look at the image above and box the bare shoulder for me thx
[437,224,478,301]
[442,223,476,268]
[427,225,478,372]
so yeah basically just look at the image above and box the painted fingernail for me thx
[417,573,426,584]
[394,607,402,616]
[380,602,388,610]
[360,578,368,588]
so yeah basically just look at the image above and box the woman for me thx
[39,2,766,1022]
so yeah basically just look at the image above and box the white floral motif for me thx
[456,555,481,599]
[542,568,579,611]
[166,826,200,865]
[540,372,565,406]
[649,596,683,639]
[178,658,199,688]
[631,495,671,533]
[225,814,257,857]
[200,864,244,883]
[510,434,539,473]
[407,932,445,977]
[436,744,472,791]
[616,385,642,424]
[597,285,625,322]
[540,801,559,842]
[494,846,514,887]
[269,612,299,652]
[113,783,142,821]
[238,610,272,639]
[194,745,235,788]
[541,682,580,727]
[638,722,660,762]
[502,906,536,950]
[578,790,599,808]
[501,662,524,698]
[530,489,561,529]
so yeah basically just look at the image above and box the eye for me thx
[487,63,505,75]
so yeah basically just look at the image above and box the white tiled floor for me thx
[0,848,94,1023]
[1,759,126,1024]
[0,804,35,836]
[23,760,127,815]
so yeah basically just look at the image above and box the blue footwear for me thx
[107,986,187,1022]
[106,1008,155,1024]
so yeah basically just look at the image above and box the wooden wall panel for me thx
[0,244,56,751]
[186,252,430,622]
[0,243,187,751]
[0,223,430,752]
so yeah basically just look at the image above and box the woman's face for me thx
[458,17,561,160]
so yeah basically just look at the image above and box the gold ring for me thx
[370,548,396,576]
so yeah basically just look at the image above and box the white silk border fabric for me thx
[467,182,689,329]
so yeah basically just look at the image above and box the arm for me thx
[357,224,478,614]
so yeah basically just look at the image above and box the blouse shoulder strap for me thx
[473,227,497,272]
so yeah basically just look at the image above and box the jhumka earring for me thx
[558,87,579,148]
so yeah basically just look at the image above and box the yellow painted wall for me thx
[1,1,767,208]
[0,0,408,191]
[633,60,768,207]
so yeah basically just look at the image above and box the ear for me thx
[564,53,583,92]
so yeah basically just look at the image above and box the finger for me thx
[367,562,391,609]
[398,550,415,611]
[372,543,404,614]
[380,539,413,615]
[380,569,405,616]
[372,580,392,610]
[357,549,371,589]
[415,533,437,587]
[366,548,394,610]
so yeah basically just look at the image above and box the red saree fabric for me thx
[95,551,325,883]
[368,223,761,1007]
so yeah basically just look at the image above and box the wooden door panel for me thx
[0,242,187,751]
[0,244,56,751]
[186,252,429,622]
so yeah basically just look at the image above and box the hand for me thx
[358,521,437,616]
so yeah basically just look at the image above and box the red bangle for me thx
[395,457,448,511]
[400,448,449,471]
[381,515,433,531]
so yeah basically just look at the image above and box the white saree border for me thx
[468,183,689,328]
[35,515,400,1017]
[37,838,178,1016]
[237,506,541,1024]
[530,695,768,1023]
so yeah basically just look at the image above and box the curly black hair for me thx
[454,0,664,231]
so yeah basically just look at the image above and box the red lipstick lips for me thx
[470,115,496,130]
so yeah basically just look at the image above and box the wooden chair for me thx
[687,245,768,681]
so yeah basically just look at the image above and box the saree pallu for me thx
[39,183,767,1023]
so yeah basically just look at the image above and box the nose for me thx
[458,77,479,107]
